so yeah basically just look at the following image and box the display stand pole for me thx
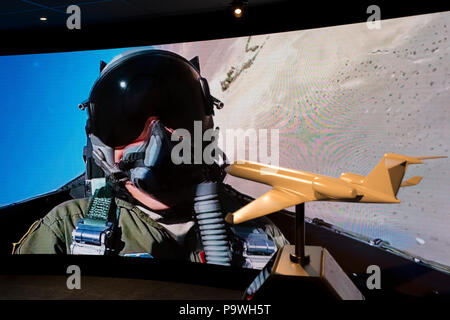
[289,203,310,266]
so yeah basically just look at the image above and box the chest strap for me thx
[70,185,119,255]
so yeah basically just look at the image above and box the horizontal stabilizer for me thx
[400,176,422,187]
[416,156,447,160]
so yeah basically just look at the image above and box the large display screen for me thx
[0,11,448,268]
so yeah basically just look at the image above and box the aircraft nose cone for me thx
[225,213,234,224]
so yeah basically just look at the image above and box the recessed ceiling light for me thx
[40,17,47,21]
[231,1,247,18]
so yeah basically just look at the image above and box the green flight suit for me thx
[13,184,289,263]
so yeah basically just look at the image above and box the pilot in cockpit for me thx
[13,49,288,269]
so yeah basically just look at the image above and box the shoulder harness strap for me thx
[70,185,119,255]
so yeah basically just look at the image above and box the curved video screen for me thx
[0,11,448,270]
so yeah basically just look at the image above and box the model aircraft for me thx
[225,153,446,224]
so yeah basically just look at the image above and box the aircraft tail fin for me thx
[362,153,446,198]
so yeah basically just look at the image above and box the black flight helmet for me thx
[83,49,217,148]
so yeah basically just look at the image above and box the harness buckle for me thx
[70,219,114,255]
[234,227,277,269]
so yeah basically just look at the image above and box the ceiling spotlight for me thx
[231,1,247,18]
[40,17,47,21]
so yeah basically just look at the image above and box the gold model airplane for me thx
[225,153,446,224]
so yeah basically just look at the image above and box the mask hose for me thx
[194,182,232,266]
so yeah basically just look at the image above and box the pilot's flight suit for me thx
[13,184,289,263]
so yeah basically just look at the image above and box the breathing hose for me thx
[193,182,232,266]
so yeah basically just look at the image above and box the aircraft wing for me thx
[225,187,306,224]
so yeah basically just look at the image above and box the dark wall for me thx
[1,2,448,55]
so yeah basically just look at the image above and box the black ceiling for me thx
[0,0,282,30]
[0,1,448,55]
